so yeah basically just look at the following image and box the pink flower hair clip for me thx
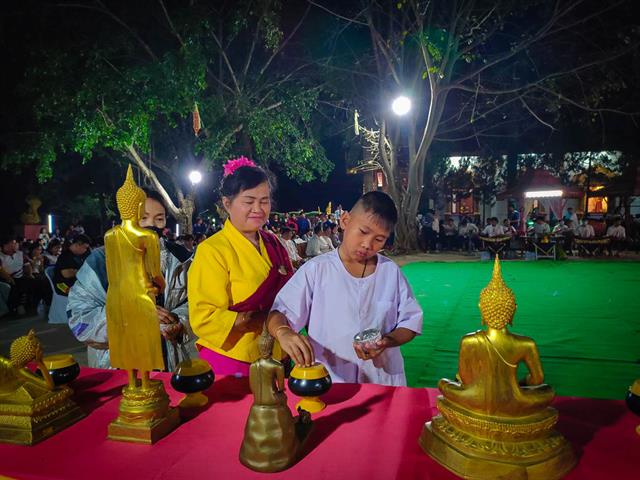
[223,156,257,177]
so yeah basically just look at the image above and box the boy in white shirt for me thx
[268,191,423,386]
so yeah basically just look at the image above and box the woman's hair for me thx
[40,227,47,234]
[47,238,61,253]
[142,189,167,213]
[220,165,274,200]
[313,224,322,235]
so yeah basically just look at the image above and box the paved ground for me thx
[0,312,88,365]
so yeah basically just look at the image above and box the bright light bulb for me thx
[189,170,202,184]
[391,96,411,116]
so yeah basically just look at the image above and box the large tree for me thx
[2,0,332,232]
[312,0,639,250]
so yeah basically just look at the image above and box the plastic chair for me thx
[44,266,69,324]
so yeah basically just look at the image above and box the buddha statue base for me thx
[419,397,576,480]
[108,379,179,444]
[0,383,85,446]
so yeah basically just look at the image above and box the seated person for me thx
[458,219,480,251]
[43,239,62,265]
[606,218,626,255]
[528,216,550,239]
[576,218,595,238]
[0,236,47,316]
[279,227,303,268]
[442,218,458,250]
[502,219,517,237]
[305,224,334,257]
[481,217,506,237]
[67,191,191,370]
[439,259,553,417]
[267,191,423,386]
[53,234,91,296]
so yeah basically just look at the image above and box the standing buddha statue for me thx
[419,256,576,480]
[105,165,179,443]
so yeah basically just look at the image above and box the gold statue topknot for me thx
[478,255,516,329]
[9,329,41,368]
[116,165,146,220]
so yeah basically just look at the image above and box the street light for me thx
[391,95,411,116]
[188,170,202,185]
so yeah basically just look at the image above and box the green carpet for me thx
[400,260,640,400]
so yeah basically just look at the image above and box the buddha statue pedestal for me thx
[420,398,575,480]
[419,257,576,479]
[0,330,85,446]
[108,379,179,444]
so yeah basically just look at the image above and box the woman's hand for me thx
[275,327,314,367]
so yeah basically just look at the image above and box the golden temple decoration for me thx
[0,330,84,445]
[105,165,179,444]
[239,325,312,472]
[419,256,576,479]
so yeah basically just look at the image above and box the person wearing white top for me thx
[576,220,595,238]
[606,219,626,255]
[268,191,423,386]
[481,218,505,237]
[305,224,334,257]
[279,227,302,266]
[529,217,551,239]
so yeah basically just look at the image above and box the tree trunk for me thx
[178,195,195,234]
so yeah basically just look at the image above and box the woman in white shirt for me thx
[305,225,335,257]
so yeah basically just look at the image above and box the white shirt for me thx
[577,224,595,238]
[280,237,302,263]
[305,235,334,257]
[0,251,24,278]
[531,222,551,237]
[459,223,479,236]
[272,250,423,386]
[606,225,626,239]
[481,224,505,237]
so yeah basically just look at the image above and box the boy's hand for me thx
[275,328,314,367]
[353,336,394,361]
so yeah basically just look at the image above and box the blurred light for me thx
[391,96,411,116]
[47,214,53,233]
[525,190,563,198]
[189,170,202,185]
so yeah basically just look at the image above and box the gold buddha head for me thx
[116,165,147,221]
[478,256,516,329]
[10,329,43,368]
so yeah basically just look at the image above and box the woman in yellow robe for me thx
[188,159,292,376]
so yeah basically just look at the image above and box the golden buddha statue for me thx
[239,325,312,472]
[105,165,179,444]
[420,256,576,480]
[0,330,84,445]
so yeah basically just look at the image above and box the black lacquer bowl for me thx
[625,379,640,436]
[288,362,332,413]
[38,354,81,386]
[171,359,214,408]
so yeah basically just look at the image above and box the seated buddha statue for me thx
[419,257,576,480]
[0,330,84,445]
[239,325,312,473]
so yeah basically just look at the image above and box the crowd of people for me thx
[416,206,633,257]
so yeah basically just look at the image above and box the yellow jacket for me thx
[188,220,282,362]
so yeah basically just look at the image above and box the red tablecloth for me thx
[0,369,636,479]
